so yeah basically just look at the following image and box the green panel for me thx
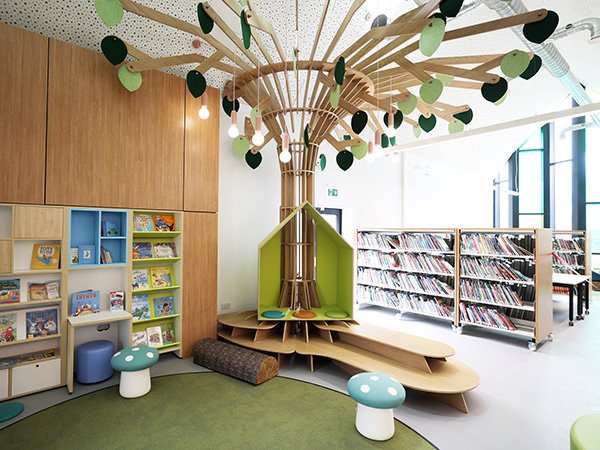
[336,246,354,315]
[259,229,281,308]
[315,226,339,307]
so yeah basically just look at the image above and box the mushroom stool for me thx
[111,346,159,398]
[570,414,600,450]
[347,372,406,441]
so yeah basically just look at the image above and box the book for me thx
[132,269,149,291]
[31,243,61,269]
[109,291,125,311]
[161,322,176,344]
[153,242,177,258]
[146,326,163,347]
[131,294,151,321]
[0,279,20,304]
[28,281,60,301]
[0,313,17,343]
[71,290,100,316]
[100,246,113,264]
[0,356,19,368]
[134,213,153,232]
[26,308,59,339]
[132,331,148,346]
[101,220,120,237]
[149,266,173,289]
[132,242,153,259]
[152,295,175,317]
[80,245,96,264]
[153,214,175,232]
[70,247,79,265]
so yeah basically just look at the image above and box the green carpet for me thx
[2,373,435,449]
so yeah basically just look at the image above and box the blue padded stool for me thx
[77,340,115,384]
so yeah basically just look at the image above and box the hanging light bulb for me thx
[279,132,291,163]
[373,129,383,158]
[391,152,400,164]
[386,110,396,138]
[198,94,210,120]
[228,110,239,138]
[366,141,375,163]
[252,114,265,146]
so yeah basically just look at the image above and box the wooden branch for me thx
[396,57,433,83]
[322,0,366,61]
[417,61,500,84]
[324,133,362,151]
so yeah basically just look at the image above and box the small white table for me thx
[553,274,590,326]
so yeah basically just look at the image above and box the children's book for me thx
[101,220,120,237]
[28,280,60,301]
[152,295,175,317]
[153,214,175,232]
[0,279,20,304]
[70,247,79,265]
[26,308,59,339]
[149,266,173,288]
[134,214,153,232]
[100,246,113,264]
[71,290,100,316]
[131,294,151,321]
[0,313,17,343]
[132,242,152,259]
[109,291,125,311]
[161,322,176,344]
[31,243,61,269]
[153,242,177,258]
[132,269,149,291]
[132,331,148,346]
[146,326,163,347]
[79,245,96,264]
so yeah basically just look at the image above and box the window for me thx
[585,119,600,271]
[551,99,575,230]
[517,129,545,228]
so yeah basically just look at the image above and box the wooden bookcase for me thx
[552,230,591,295]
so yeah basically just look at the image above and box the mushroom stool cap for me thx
[111,346,159,372]
[347,372,405,409]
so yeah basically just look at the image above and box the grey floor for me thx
[2,293,598,450]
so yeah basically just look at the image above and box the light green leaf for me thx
[419,17,445,57]
[419,78,443,104]
[118,64,142,92]
[95,0,124,27]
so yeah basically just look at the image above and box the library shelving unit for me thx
[355,229,457,324]
[128,210,183,356]
[552,230,591,294]
[456,229,553,351]
[0,204,67,400]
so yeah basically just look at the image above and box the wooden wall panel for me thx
[184,87,220,213]
[0,23,48,204]
[182,212,218,357]
[46,39,185,210]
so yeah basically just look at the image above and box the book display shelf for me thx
[552,231,591,293]
[129,211,183,356]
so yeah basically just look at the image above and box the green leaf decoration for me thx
[436,73,454,86]
[419,78,443,104]
[186,70,207,98]
[250,106,260,128]
[197,3,215,34]
[245,150,262,169]
[232,136,250,157]
[304,125,310,149]
[500,50,530,78]
[520,55,542,80]
[222,96,240,117]
[351,110,368,134]
[334,57,346,86]
[390,136,397,146]
[439,0,463,18]
[494,92,508,106]
[241,11,252,49]
[95,0,124,27]
[481,77,508,103]
[413,125,422,138]
[453,108,473,125]
[336,150,354,171]
[101,36,127,66]
[351,140,368,160]
[418,114,437,133]
[419,17,445,57]
[330,84,341,108]
[343,135,351,141]
[397,93,418,115]
[381,134,390,149]
[383,111,403,129]
[371,14,389,29]
[523,10,559,44]
[429,12,447,24]
[448,120,464,134]
[118,64,142,92]
[319,154,327,171]
[239,0,248,6]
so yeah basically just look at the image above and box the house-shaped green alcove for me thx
[258,201,354,321]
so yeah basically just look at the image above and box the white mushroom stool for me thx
[110,346,159,398]
[347,372,406,441]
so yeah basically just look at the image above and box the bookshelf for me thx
[552,231,591,295]
[128,211,183,356]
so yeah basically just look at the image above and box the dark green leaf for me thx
[101,36,127,66]
[197,2,215,34]
[336,150,354,171]
[186,70,207,98]
[523,10,559,44]
[351,110,368,134]
[481,77,508,103]
[245,150,262,169]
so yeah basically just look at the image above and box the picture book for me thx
[0,279,20,304]
[14,349,56,365]
[100,246,113,264]
[109,291,125,311]
[132,269,149,291]
[101,220,120,237]
[0,313,17,343]
[132,331,148,346]
[31,243,61,269]
[161,322,176,344]
[0,355,19,368]
[153,242,177,258]
[153,214,175,232]
[131,294,151,321]
[149,266,173,289]
[132,242,153,259]
[80,245,96,264]
[71,290,100,316]
[70,247,79,265]
[28,280,60,301]
[134,213,153,232]
[152,295,175,317]
[146,326,163,347]
[26,308,59,339]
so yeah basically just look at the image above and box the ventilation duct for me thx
[548,18,600,43]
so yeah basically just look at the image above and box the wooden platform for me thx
[218,311,479,413]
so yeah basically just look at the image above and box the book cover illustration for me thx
[132,331,148,346]
[134,214,153,232]
[161,322,176,344]
[109,291,125,311]
[26,308,59,339]
[153,242,177,258]
[101,220,120,237]
[132,242,153,259]
[31,243,61,269]
[0,313,17,343]
[28,281,60,301]
[70,247,79,265]
[131,294,151,321]
[132,269,149,291]
[153,295,175,317]
[146,325,163,347]
[80,245,96,264]
[0,279,20,304]
[71,290,100,316]
[149,266,173,289]
[153,215,175,232]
